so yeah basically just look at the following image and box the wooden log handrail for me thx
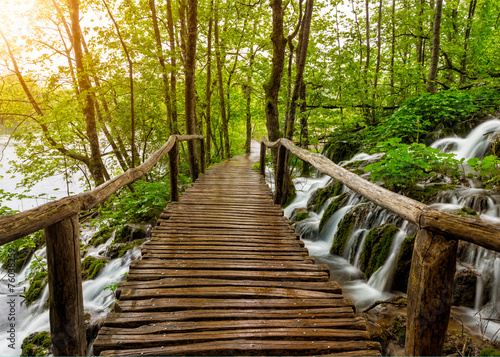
[0,134,205,246]
[261,137,500,357]
[261,137,500,252]
[0,134,204,356]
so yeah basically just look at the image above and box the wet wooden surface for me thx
[93,154,381,356]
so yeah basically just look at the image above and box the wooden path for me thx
[93,155,382,356]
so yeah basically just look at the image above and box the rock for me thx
[25,271,48,305]
[453,270,477,308]
[106,239,143,260]
[21,331,52,356]
[359,224,399,279]
[318,192,349,232]
[81,256,108,280]
[89,227,113,247]
[391,234,416,293]
[307,179,343,213]
[290,208,309,224]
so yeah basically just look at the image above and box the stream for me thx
[285,118,500,343]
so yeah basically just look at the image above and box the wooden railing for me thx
[261,137,500,356]
[0,134,205,356]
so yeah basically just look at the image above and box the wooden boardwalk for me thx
[93,155,382,356]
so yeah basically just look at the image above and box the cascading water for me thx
[287,117,500,342]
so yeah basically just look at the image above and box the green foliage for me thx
[371,91,477,144]
[97,180,171,227]
[365,138,462,192]
[480,348,500,356]
[467,155,500,190]
[21,331,52,357]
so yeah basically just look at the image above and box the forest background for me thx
[0,0,499,215]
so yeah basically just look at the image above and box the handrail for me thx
[0,134,205,356]
[0,134,204,245]
[261,137,500,251]
[261,137,500,357]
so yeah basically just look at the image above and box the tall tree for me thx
[427,0,444,94]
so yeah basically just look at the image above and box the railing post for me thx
[169,139,179,202]
[274,144,287,205]
[260,141,266,177]
[200,138,206,174]
[45,215,86,356]
[405,228,458,356]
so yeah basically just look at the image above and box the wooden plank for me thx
[126,269,329,282]
[145,238,305,247]
[150,233,300,240]
[141,253,313,262]
[102,308,357,327]
[94,328,372,353]
[115,298,354,313]
[116,277,342,294]
[98,339,381,356]
[130,260,325,271]
[118,286,344,300]
[98,318,367,335]
[141,245,308,253]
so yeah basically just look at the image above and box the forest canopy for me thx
[0,0,499,189]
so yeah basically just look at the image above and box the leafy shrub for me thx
[467,155,500,190]
[372,91,476,143]
[365,138,462,192]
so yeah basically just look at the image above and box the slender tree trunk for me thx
[371,0,383,122]
[214,10,230,159]
[205,13,213,164]
[299,78,310,176]
[285,0,313,140]
[183,0,200,181]
[102,0,138,167]
[149,0,173,134]
[390,0,395,99]
[166,0,179,134]
[427,0,444,94]
[68,0,106,186]
[264,0,287,163]
[459,0,477,85]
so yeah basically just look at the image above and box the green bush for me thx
[372,91,477,144]
[467,155,500,190]
[365,138,462,192]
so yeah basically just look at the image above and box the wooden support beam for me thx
[274,144,287,205]
[260,141,266,177]
[45,215,86,356]
[405,229,458,356]
[169,140,179,202]
[200,138,206,174]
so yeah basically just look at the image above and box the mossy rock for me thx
[25,271,48,305]
[319,192,349,232]
[359,224,399,279]
[405,184,456,203]
[106,239,143,260]
[290,208,309,224]
[391,234,415,293]
[307,180,344,213]
[15,246,35,272]
[389,315,406,346]
[131,208,163,224]
[452,270,477,308]
[89,227,113,247]
[459,206,478,217]
[21,331,52,356]
[322,139,360,164]
[480,348,500,356]
[113,225,134,244]
[329,203,369,256]
[81,256,108,280]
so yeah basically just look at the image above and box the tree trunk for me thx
[205,13,213,164]
[299,78,310,176]
[67,0,107,185]
[166,0,179,134]
[214,10,230,159]
[459,0,477,85]
[183,0,200,181]
[264,0,287,163]
[427,0,444,94]
[149,0,173,134]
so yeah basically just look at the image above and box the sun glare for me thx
[0,0,36,38]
